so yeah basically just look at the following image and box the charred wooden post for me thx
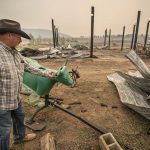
[51,19,56,48]
[90,6,95,58]
[108,29,111,49]
[130,25,136,49]
[133,11,141,50]
[55,28,57,47]
[121,26,125,51]
[143,21,150,50]
[55,28,59,47]
[104,29,107,46]
[54,27,57,47]
[54,25,57,47]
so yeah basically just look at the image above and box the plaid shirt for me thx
[0,42,49,110]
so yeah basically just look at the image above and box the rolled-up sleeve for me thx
[24,59,49,77]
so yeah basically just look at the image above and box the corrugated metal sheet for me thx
[107,50,150,120]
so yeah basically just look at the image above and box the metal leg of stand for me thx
[25,94,50,124]
[26,105,47,124]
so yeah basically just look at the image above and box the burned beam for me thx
[104,29,107,46]
[121,26,125,51]
[130,25,136,49]
[56,28,59,47]
[143,21,150,50]
[51,19,56,48]
[54,27,57,47]
[133,11,141,50]
[90,6,95,58]
[108,29,111,49]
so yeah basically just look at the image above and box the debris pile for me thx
[20,45,96,60]
[20,48,43,57]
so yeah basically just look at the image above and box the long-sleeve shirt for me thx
[0,42,49,110]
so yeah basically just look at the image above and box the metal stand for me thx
[25,94,60,124]
[25,94,106,134]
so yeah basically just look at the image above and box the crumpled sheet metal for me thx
[126,49,150,79]
[107,72,150,120]
[107,50,150,120]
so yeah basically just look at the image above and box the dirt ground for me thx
[11,49,150,150]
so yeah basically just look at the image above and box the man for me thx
[0,19,57,150]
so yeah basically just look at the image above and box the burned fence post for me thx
[121,26,125,51]
[104,29,107,46]
[54,27,57,47]
[130,25,136,49]
[51,19,56,48]
[55,28,58,47]
[143,21,150,50]
[55,28,59,47]
[90,6,95,58]
[54,25,57,47]
[108,29,111,49]
[133,11,141,50]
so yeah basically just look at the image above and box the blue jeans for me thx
[0,103,26,150]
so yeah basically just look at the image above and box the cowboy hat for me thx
[0,19,31,39]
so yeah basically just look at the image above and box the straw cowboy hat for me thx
[0,19,30,39]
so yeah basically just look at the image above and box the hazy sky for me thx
[1,0,150,37]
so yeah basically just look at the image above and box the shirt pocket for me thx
[2,62,18,80]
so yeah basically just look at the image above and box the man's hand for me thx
[47,72,58,78]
